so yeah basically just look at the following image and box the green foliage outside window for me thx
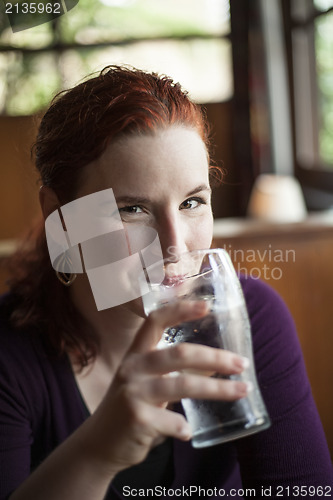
[315,11,333,167]
[0,0,230,116]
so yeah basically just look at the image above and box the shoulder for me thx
[239,274,292,326]
[238,275,301,378]
[0,294,67,412]
[0,294,46,388]
[0,294,42,363]
[0,295,34,356]
[0,294,79,426]
[239,274,296,341]
[0,295,46,432]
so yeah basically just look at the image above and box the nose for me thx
[157,212,188,261]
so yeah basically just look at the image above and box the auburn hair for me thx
[5,65,220,368]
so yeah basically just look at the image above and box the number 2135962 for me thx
[275,485,331,496]
[5,3,61,14]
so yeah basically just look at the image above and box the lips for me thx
[162,275,186,287]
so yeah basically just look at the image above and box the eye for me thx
[118,205,144,215]
[180,197,206,210]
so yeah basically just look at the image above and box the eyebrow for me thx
[115,184,211,205]
[185,184,212,197]
[115,195,151,205]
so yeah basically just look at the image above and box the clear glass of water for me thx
[140,248,271,448]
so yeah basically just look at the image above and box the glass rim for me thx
[141,248,232,287]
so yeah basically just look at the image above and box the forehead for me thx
[78,126,209,197]
[112,125,208,161]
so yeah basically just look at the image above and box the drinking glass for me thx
[140,248,271,448]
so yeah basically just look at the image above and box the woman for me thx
[1,66,332,500]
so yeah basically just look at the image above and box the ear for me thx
[39,185,61,220]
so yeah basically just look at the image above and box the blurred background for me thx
[0,0,333,455]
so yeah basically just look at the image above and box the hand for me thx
[84,301,249,475]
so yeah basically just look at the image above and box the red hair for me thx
[6,65,220,368]
[35,65,215,203]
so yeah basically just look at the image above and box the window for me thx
[283,0,333,207]
[0,0,232,115]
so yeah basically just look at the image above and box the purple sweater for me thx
[0,276,332,499]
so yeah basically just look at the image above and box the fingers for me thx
[129,373,251,406]
[126,343,249,377]
[107,300,252,459]
[117,345,251,406]
[119,327,251,407]
[129,300,209,354]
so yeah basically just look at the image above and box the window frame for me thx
[282,0,333,205]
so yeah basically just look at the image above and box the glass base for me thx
[191,416,271,449]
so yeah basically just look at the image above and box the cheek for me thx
[189,212,214,250]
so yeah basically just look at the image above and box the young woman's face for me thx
[77,125,214,259]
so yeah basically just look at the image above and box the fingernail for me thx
[241,356,250,369]
[245,381,254,393]
[234,356,250,371]
[237,381,253,397]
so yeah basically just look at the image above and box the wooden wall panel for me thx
[0,115,40,240]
